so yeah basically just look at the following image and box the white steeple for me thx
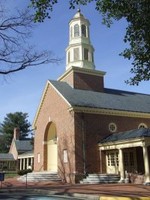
[66,9,95,70]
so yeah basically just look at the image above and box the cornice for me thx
[32,80,71,127]
[32,81,50,127]
[68,106,150,119]
[99,137,144,147]
[58,66,106,81]
[99,138,146,150]
[99,137,150,150]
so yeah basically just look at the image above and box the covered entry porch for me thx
[99,128,150,184]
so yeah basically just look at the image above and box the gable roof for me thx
[49,80,150,114]
[99,128,150,144]
[15,140,33,152]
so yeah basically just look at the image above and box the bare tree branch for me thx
[0,3,59,75]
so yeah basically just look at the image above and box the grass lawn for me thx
[4,172,18,179]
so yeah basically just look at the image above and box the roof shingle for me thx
[49,80,150,113]
[100,128,150,144]
[15,140,33,152]
[0,153,14,161]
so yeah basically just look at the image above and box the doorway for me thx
[106,151,119,174]
[46,122,58,171]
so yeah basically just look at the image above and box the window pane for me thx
[68,51,70,63]
[74,24,79,37]
[74,48,79,61]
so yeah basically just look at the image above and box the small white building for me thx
[0,128,34,171]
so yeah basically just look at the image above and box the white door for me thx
[47,140,57,171]
[106,151,119,174]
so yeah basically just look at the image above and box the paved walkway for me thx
[1,177,150,199]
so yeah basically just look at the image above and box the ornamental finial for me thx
[77,8,81,13]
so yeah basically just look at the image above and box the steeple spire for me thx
[66,10,95,70]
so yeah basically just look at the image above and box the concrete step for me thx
[18,171,62,182]
[80,173,120,184]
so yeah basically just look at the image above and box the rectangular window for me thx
[74,48,79,61]
[107,152,119,166]
[110,153,115,166]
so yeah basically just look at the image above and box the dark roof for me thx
[15,140,33,152]
[100,128,150,144]
[49,80,150,113]
[0,153,14,161]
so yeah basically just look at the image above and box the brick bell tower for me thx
[59,9,106,92]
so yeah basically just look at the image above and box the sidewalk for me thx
[1,177,150,199]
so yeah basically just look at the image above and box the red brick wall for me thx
[61,71,74,88]
[34,80,150,183]
[74,112,150,175]
[61,69,104,92]
[73,72,104,92]
[34,82,76,183]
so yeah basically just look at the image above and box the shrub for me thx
[17,169,32,176]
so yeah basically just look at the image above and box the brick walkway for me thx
[1,177,150,198]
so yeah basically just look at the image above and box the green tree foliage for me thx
[30,0,150,85]
[0,112,31,152]
[0,134,6,153]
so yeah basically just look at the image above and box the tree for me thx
[0,2,59,75]
[30,0,150,85]
[0,112,31,152]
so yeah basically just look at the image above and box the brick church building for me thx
[33,10,150,184]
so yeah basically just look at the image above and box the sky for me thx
[0,0,149,125]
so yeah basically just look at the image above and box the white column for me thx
[19,159,22,170]
[119,148,125,182]
[23,158,26,170]
[99,149,103,174]
[142,145,150,183]
[27,158,29,169]
[31,157,33,170]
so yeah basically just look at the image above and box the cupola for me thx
[66,9,95,70]
[59,10,105,93]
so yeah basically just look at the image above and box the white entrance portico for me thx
[18,152,34,170]
[99,129,150,183]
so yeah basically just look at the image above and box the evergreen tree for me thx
[0,112,31,152]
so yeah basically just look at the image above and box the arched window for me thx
[74,48,79,61]
[91,52,94,62]
[68,51,70,63]
[70,27,72,38]
[81,24,86,37]
[84,48,89,60]
[74,24,79,37]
